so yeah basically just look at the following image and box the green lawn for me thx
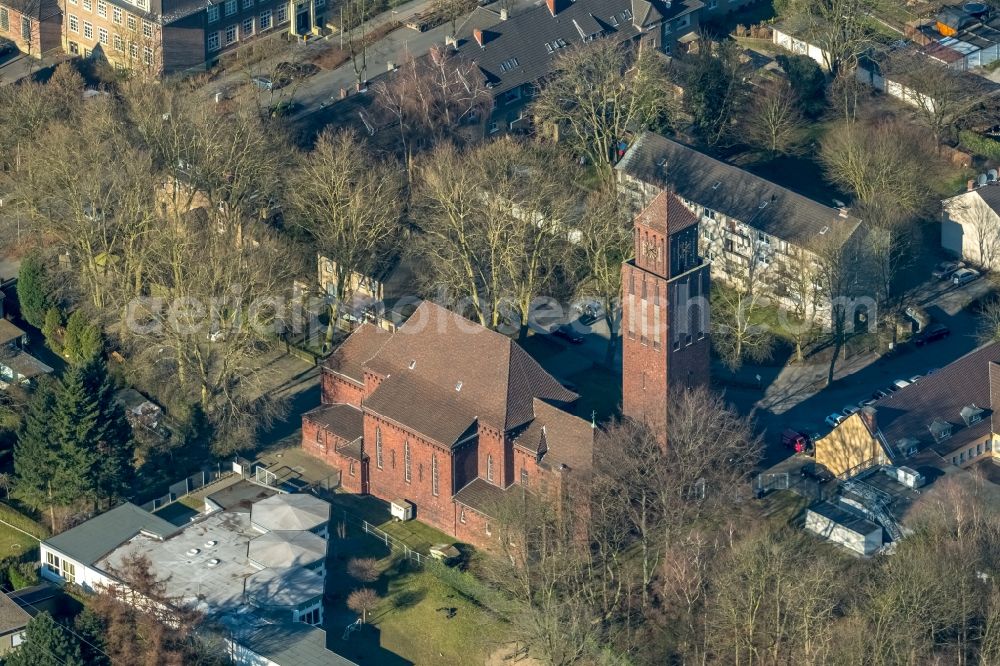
[0,524,40,561]
[328,492,455,554]
[326,528,509,665]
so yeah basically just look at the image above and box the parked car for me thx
[909,374,922,383]
[0,38,15,57]
[825,413,845,428]
[932,260,964,279]
[858,398,876,409]
[841,405,861,417]
[904,305,931,331]
[872,388,893,400]
[914,323,950,347]
[953,267,981,286]
[781,429,811,453]
[891,379,911,390]
[553,324,584,344]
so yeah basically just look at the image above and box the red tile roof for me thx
[635,190,699,236]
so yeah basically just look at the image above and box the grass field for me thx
[0,523,41,561]
[328,491,454,553]
[326,527,509,665]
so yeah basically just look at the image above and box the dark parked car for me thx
[914,323,950,347]
[553,325,584,344]
[931,260,963,280]
[0,38,16,57]
[872,388,893,401]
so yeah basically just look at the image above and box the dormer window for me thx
[928,418,953,443]
[961,404,984,426]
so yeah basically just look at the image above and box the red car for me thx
[781,429,811,453]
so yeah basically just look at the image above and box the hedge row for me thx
[959,130,1000,162]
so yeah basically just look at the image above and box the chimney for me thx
[445,34,457,48]
[838,206,849,218]
[474,28,485,47]
[546,0,557,17]
[859,406,878,434]
[968,178,976,191]
[500,8,508,20]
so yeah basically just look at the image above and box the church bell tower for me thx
[621,191,711,437]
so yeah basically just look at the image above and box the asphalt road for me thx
[725,275,997,467]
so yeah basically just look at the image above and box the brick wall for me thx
[476,426,507,488]
[63,0,165,73]
[321,369,364,407]
[301,415,362,493]
[453,503,496,551]
[364,413,455,535]
[621,261,670,431]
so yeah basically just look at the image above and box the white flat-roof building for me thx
[39,484,346,665]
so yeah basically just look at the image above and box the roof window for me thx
[928,418,953,442]
[961,404,984,426]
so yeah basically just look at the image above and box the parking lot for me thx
[729,271,998,467]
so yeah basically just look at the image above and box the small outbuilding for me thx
[805,501,883,556]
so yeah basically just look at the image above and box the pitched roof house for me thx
[815,341,1000,478]
[451,0,701,134]
[302,300,593,548]
[942,182,1000,271]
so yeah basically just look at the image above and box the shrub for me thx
[347,557,380,583]
[959,130,1000,162]
[7,561,38,590]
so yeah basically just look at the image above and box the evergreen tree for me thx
[13,381,69,526]
[15,252,56,329]
[62,311,103,364]
[4,611,85,666]
[80,357,134,506]
[40,308,63,354]
[49,363,101,506]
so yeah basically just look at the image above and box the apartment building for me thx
[0,0,62,57]
[616,132,863,322]
[62,0,324,75]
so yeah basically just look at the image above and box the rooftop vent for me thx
[712,181,721,190]
[408,360,416,370]
[819,226,829,235]
[206,559,221,568]
[204,540,218,548]
[455,381,463,391]
[186,548,200,556]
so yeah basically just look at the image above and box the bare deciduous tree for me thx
[572,190,631,363]
[347,588,380,623]
[371,46,491,164]
[743,79,806,156]
[710,243,777,371]
[414,139,575,335]
[288,128,404,348]
[819,119,941,219]
[533,39,672,184]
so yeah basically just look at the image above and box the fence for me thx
[138,469,230,512]
[332,510,427,566]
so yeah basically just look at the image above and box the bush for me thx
[959,130,1000,162]
[42,308,64,354]
[7,561,38,589]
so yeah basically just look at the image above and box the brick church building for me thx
[301,190,709,547]
[301,300,594,548]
